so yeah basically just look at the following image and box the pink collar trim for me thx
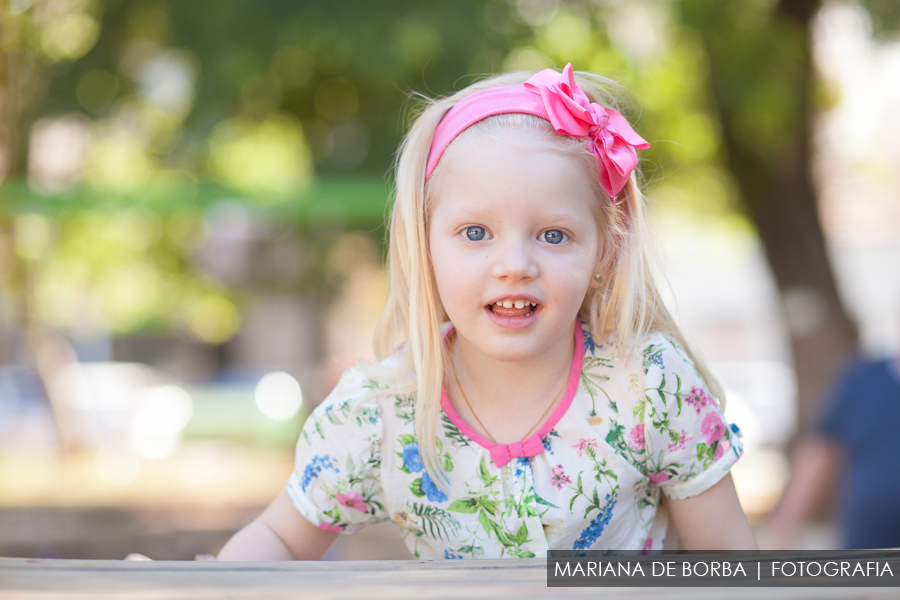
[440,322,584,467]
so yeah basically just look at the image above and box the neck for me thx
[449,321,576,416]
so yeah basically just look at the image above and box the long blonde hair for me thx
[371,69,721,490]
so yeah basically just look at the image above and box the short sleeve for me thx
[639,335,743,500]
[286,368,389,534]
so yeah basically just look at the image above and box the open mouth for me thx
[488,299,538,318]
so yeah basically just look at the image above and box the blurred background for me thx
[0,0,898,559]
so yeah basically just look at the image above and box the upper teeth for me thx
[497,299,534,309]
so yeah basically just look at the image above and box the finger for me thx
[125,553,153,561]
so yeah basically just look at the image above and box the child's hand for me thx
[124,553,152,561]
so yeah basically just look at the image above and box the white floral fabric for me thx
[286,323,743,559]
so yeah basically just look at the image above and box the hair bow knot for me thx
[524,64,650,199]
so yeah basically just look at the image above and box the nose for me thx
[490,236,539,282]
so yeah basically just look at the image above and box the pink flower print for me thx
[641,537,653,555]
[714,439,731,462]
[572,438,598,457]
[336,491,370,513]
[551,464,572,490]
[318,522,343,533]
[647,471,670,484]
[701,412,726,445]
[685,386,712,414]
[628,424,646,450]
[667,429,691,452]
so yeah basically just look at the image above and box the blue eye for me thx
[542,229,567,244]
[465,226,486,241]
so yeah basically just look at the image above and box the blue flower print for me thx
[444,549,463,559]
[402,443,424,473]
[642,344,664,375]
[421,472,448,503]
[583,328,598,355]
[542,429,560,453]
[573,492,618,550]
[515,457,529,478]
[300,455,338,491]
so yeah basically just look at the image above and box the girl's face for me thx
[428,134,603,366]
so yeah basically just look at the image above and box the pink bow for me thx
[524,64,650,199]
[489,436,546,468]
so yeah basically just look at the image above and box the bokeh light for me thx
[129,385,193,460]
[206,114,313,198]
[254,372,303,421]
[94,441,141,486]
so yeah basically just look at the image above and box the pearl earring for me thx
[593,274,602,282]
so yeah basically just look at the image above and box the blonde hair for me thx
[370,69,722,491]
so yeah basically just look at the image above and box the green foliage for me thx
[410,503,461,541]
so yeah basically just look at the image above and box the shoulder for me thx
[637,332,714,415]
[840,356,887,384]
[577,325,691,370]
[638,332,695,373]
[300,366,394,446]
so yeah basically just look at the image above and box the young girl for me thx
[217,64,756,560]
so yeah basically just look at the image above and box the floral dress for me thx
[286,322,743,559]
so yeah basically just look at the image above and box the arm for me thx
[763,435,842,550]
[217,491,339,561]
[667,473,758,550]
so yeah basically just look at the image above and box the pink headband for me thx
[425,64,650,200]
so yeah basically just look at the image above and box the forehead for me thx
[429,134,598,220]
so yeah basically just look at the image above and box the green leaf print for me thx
[605,423,624,447]
[441,413,471,448]
[477,510,494,536]
[518,551,537,558]
[478,457,497,487]
[696,442,708,461]
[632,398,646,421]
[447,498,479,514]
[674,374,683,415]
[442,452,454,472]
[399,434,417,447]
[393,394,415,423]
[410,478,425,498]
[534,490,560,509]
[581,356,613,413]
[411,503,460,541]
[514,521,530,545]
[475,495,500,513]
[458,544,485,557]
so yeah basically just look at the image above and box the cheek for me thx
[428,240,468,309]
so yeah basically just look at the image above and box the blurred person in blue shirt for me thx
[767,341,900,549]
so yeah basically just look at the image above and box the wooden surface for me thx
[1,557,898,600]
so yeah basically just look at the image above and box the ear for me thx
[589,243,614,290]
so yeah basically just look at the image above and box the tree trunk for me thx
[680,0,858,429]
[0,16,33,366]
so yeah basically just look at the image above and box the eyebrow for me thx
[444,205,585,225]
